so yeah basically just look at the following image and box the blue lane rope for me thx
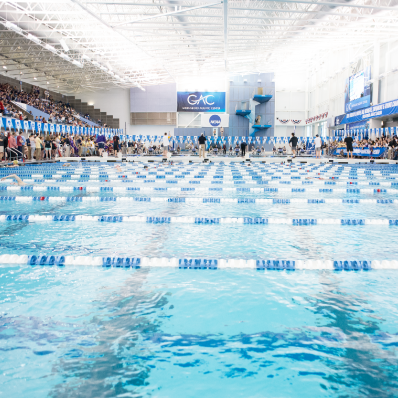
[3,176,398,185]
[0,195,397,204]
[0,186,395,194]
[0,255,385,270]
[0,254,388,271]
[0,214,397,225]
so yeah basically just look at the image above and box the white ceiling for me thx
[1,0,397,94]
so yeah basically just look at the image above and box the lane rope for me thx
[1,254,398,270]
[1,214,398,225]
[0,196,397,204]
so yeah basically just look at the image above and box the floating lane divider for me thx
[1,254,398,270]
[2,167,396,174]
[1,171,396,178]
[0,186,396,194]
[1,196,397,205]
[3,174,398,182]
[1,214,398,225]
[5,178,398,187]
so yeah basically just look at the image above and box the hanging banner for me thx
[177,91,226,113]
[337,98,398,125]
[331,147,387,158]
[201,113,229,127]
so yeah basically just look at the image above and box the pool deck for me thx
[2,155,397,166]
[57,155,398,165]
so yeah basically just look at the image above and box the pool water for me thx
[2,266,398,398]
[1,161,398,397]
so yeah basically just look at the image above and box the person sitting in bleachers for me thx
[0,83,98,128]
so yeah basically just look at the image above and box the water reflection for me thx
[49,269,169,397]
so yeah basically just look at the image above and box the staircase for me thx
[65,96,119,129]
[235,88,273,137]
[10,102,34,121]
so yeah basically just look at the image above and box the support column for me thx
[373,41,380,105]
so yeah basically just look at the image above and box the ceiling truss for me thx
[0,0,397,94]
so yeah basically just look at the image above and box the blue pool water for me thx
[1,161,398,396]
[2,266,398,397]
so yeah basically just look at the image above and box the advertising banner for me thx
[201,113,229,127]
[177,91,226,113]
[337,98,398,125]
[331,147,387,158]
[346,120,370,130]
[334,114,346,126]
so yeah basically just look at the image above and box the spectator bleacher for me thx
[0,75,119,129]
[0,83,98,128]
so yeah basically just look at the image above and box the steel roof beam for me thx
[268,0,398,12]
[230,6,398,20]
[112,1,223,27]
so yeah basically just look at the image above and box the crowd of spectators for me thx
[0,131,124,162]
[0,83,106,127]
[327,135,398,159]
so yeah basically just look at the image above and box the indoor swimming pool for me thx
[1,161,398,397]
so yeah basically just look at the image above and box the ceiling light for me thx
[5,21,22,34]
[45,43,57,53]
[60,53,71,61]
[2,66,6,69]
[27,33,41,45]
[46,81,49,84]
[34,77,37,80]
[20,72,23,75]
[59,39,69,52]
[72,60,83,68]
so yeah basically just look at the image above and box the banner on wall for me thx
[346,119,370,130]
[177,91,226,113]
[336,98,398,125]
[1,117,123,136]
[331,147,387,158]
[201,113,229,128]
[334,114,345,126]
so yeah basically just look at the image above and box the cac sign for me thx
[177,91,226,112]
[201,113,229,127]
